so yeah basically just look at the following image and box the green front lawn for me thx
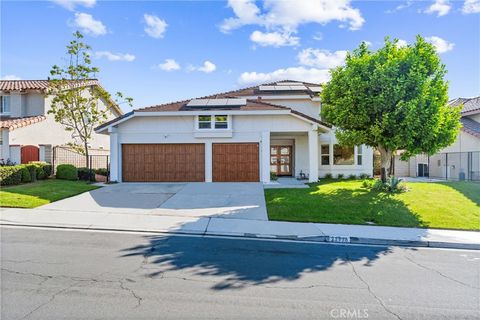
[265,180,480,231]
[0,179,99,208]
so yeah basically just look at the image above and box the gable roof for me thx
[0,115,46,131]
[0,79,123,116]
[460,117,480,138]
[95,80,330,132]
[449,96,480,115]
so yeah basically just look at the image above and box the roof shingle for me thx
[449,96,480,114]
[460,117,480,138]
[0,115,46,130]
[0,79,99,91]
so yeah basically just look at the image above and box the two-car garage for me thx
[121,143,259,182]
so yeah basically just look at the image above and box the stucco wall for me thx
[260,98,321,119]
[440,131,480,153]
[24,92,45,116]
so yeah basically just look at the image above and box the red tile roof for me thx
[0,115,46,130]
[0,79,100,91]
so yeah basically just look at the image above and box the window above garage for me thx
[196,115,230,130]
[194,115,233,138]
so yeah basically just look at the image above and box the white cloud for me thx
[250,30,299,47]
[462,0,480,13]
[157,59,181,71]
[426,36,454,53]
[1,75,21,80]
[51,0,95,11]
[95,51,135,62]
[386,0,413,13]
[238,67,330,85]
[143,14,167,39]
[221,0,364,46]
[363,40,372,47]
[424,0,451,16]
[197,61,217,73]
[72,12,107,36]
[396,39,408,47]
[312,32,323,41]
[297,48,347,69]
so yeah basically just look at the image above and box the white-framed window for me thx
[357,145,363,165]
[321,144,330,165]
[333,144,354,165]
[197,115,230,130]
[0,96,11,114]
[198,115,212,129]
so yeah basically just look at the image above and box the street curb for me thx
[2,222,479,250]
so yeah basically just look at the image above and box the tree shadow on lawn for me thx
[437,181,480,206]
[266,183,427,228]
[121,234,394,290]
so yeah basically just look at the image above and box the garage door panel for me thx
[213,143,259,182]
[122,144,205,182]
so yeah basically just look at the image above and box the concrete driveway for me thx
[40,182,268,220]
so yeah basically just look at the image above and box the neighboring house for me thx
[0,80,123,164]
[96,80,373,183]
[394,96,480,180]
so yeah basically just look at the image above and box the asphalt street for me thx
[1,226,479,319]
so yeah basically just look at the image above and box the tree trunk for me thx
[84,142,89,172]
[378,146,392,183]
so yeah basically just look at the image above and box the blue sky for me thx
[2,0,479,112]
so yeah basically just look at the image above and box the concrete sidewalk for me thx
[1,208,479,250]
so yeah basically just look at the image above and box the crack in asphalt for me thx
[404,254,478,289]
[346,257,403,320]
[19,282,77,320]
[118,279,143,308]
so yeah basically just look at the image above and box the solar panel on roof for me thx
[187,99,209,107]
[276,82,302,86]
[258,85,276,91]
[186,98,246,107]
[308,86,322,92]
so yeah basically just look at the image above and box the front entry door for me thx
[270,146,292,176]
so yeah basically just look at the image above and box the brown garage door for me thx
[122,144,205,182]
[213,143,259,182]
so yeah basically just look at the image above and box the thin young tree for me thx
[321,36,461,182]
[48,31,132,170]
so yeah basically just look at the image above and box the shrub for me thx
[362,179,374,188]
[0,166,22,185]
[348,174,357,179]
[270,172,278,181]
[77,167,95,181]
[368,177,407,193]
[18,165,32,183]
[337,173,344,179]
[56,164,78,180]
[324,173,333,179]
[359,173,370,179]
[25,164,37,182]
[29,161,52,178]
[95,168,108,176]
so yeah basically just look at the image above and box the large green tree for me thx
[321,36,461,182]
[48,31,132,169]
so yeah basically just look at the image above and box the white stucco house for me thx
[96,80,373,183]
[394,96,480,180]
[0,80,123,164]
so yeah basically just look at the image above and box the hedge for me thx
[0,166,23,186]
[77,167,96,181]
[95,168,108,176]
[25,164,37,182]
[56,164,78,180]
[18,165,32,183]
[29,161,52,179]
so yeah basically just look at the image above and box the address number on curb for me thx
[326,236,350,243]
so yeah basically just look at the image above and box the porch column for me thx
[205,141,212,182]
[108,127,119,182]
[261,131,271,183]
[308,125,319,182]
